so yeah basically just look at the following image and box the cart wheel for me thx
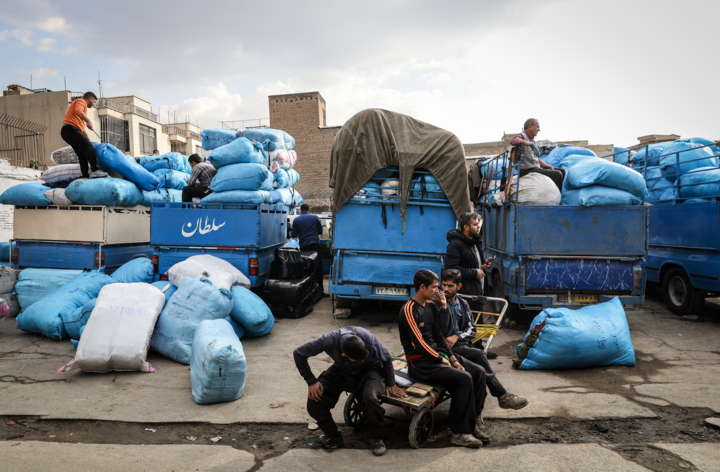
[343,392,366,427]
[408,408,434,448]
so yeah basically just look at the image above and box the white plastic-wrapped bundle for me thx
[167,254,250,290]
[50,146,79,165]
[59,283,165,373]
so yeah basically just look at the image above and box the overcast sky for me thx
[1,0,717,148]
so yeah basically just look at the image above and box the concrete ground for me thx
[1,283,719,470]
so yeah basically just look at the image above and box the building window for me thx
[100,116,129,152]
[139,124,156,155]
[170,141,184,153]
[196,145,202,155]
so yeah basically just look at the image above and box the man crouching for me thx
[293,327,407,456]
[399,269,489,447]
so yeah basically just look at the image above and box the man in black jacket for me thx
[446,212,492,298]
[398,269,489,448]
[438,269,529,410]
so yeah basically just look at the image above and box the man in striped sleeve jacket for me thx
[398,269,489,448]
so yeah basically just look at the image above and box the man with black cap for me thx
[293,327,407,456]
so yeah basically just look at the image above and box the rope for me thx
[472,324,500,344]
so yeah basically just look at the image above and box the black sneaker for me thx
[486,351,498,360]
[369,439,386,456]
[312,433,343,449]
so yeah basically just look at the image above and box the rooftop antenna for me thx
[30,73,32,90]
[64,76,67,91]
[97,71,103,98]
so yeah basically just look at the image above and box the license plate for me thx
[374,286,409,297]
[558,294,598,303]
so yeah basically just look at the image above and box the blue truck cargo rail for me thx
[480,151,648,312]
[329,171,455,307]
[624,142,720,315]
[150,202,288,287]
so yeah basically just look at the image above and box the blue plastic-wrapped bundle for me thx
[563,159,648,197]
[0,183,52,206]
[153,169,189,190]
[210,163,273,192]
[65,178,143,206]
[17,271,116,340]
[282,239,300,249]
[515,297,635,370]
[557,154,598,170]
[93,144,159,191]
[633,142,671,169]
[229,286,274,337]
[659,142,718,181]
[140,153,191,174]
[208,138,266,168]
[609,147,631,166]
[287,169,300,186]
[225,315,246,339]
[190,319,247,404]
[644,167,673,201]
[356,181,381,203]
[411,175,447,201]
[479,158,515,179]
[678,167,720,199]
[201,129,238,150]
[544,146,596,168]
[151,281,177,307]
[273,168,290,188]
[270,188,303,206]
[200,190,272,204]
[243,128,295,151]
[111,257,154,283]
[141,189,182,206]
[561,186,642,206]
[60,298,96,340]
[151,277,233,364]
[674,137,720,155]
[15,268,83,310]
[0,242,14,261]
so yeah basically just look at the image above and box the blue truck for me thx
[329,171,456,309]
[630,142,720,316]
[481,153,648,313]
[150,202,288,287]
[10,204,152,273]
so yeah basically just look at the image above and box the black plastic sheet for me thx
[272,248,304,280]
[263,275,314,306]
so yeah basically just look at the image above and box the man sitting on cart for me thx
[438,269,529,411]
[293,327,407,456]
[398,269,489,448]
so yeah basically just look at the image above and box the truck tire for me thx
[662,267,705,316]
[335,296,352,309]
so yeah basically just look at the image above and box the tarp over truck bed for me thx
[329,108,472,219]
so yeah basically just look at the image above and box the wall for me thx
[0,159,42,241]
[269,92,340,211]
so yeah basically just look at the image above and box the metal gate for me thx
[0,113,47,169]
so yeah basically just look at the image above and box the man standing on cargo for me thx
[182,154,216,202]
[509,118,564,191]
[60,92,107,179]
[291,204,326,296]
[293,327,407,456]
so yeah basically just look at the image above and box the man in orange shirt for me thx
[60,92,107,179]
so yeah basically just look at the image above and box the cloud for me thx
[36,37,55,51]
[36,17,68,33]
[0,27,57,52]
[28,67,58,78]
[172,83,245,127]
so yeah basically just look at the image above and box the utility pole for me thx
[97,71,103,98]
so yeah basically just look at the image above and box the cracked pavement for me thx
[1,287,719,471]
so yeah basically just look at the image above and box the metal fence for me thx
[162,125,201,141]
[220,118,269,129]
[0,113,47,169]
[96,97,159,123]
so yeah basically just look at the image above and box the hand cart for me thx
[343,296,508,448]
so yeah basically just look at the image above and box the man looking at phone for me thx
[398,269,489,448]
[439,269,529,410]
[293,327,407,456]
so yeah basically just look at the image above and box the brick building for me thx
[268,92,340,212]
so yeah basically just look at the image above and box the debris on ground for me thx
[145,428,156,433]
[210,436,222,443]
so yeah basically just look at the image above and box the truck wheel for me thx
[662,267,705,316]
[335,296,352,309]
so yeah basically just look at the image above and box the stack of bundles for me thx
[262,247,317,319]
[190,319,247,404]
[545,145,597,169]
[150,277,234,364]
[561,158,648,207]
[203,136,273,204]
[513,297,635,370]
[602,147,634,166]
[59,283,165,373]
[632,142,672,169]
[16,270,117,340]
[242,128,298,190]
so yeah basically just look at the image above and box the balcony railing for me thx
[162,125,201,141]
[96,97,159,122]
